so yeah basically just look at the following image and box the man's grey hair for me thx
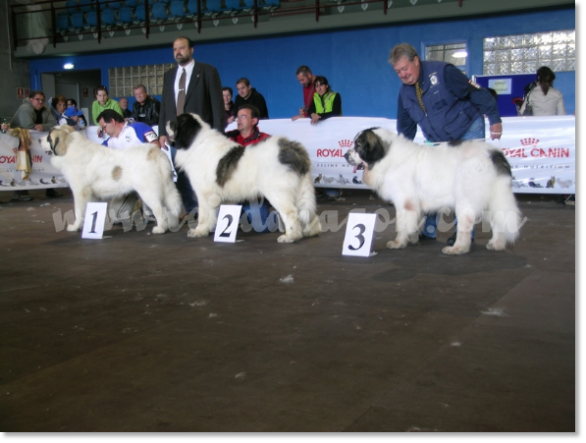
[133,84,148,93]
[389,43,420,65]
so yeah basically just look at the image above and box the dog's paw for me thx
[152,226,165,234]
[408,233,419,245]
[277,234,298,243]
[303,221,322,237]
[486,239,506,251]
[386,239,407,249]
[188,227,209,238]
[442,245,470,255]
[67,224,81,232]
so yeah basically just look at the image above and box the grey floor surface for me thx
[0,189,575,432]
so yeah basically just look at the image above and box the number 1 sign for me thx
[214,205,243,243]
[342,213,377,257]
[81,202,108,239]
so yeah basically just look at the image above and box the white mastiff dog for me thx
[166,113,322,243]
[43,125,181,234]
[345,127,522,255]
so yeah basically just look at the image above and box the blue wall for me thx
[29,7,575,118]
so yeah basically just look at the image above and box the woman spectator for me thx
[223,86,237,126]
[91,86,123,125]
[520,66,566,116]
[49,95,67,123]
[307,76,342,125]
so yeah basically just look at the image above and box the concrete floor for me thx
[0,189,575,432]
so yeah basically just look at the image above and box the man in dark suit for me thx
[158,36,225,215]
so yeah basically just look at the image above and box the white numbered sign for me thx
[82,202,108,239]
[214,204,242,243]
[342,213,377,257]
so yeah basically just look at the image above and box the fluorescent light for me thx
[63,63,74,70]
[452,51,468,59]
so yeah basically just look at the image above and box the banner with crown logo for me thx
[1,117,574,195]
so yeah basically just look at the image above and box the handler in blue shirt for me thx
[389,43,503,245]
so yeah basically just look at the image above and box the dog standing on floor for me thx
[166,113,321,243]
[43,125,182,234]
[345,127,522,255]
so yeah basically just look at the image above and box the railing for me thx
[10,0,395,51]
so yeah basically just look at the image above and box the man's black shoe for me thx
[418,234,436,242]
[46,189,63,198]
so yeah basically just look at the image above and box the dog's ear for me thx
[174,114,202,150]
[49,128,69,156]
[357,129,386,165]
[60,125,75,135]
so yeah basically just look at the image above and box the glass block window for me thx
[426,43,468,67]
[108,63,175,97]
[483,30,575,75]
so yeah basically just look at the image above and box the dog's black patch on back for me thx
[490,150,512,177]
[216,146,245,187]
[354,129,386,165]
[278,138,310,175]
[173,114,203,150]
[448,139,465,147]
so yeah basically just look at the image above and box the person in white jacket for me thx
[520,66,566,116]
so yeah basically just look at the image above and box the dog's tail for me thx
[156,150,182,218]
[297,173,322,237]
[165,181,183,219]
[488,176,522,245]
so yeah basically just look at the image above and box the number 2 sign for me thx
[214,205,243,243]
[342,213,377,257]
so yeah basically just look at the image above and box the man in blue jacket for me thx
[389,43,503,245]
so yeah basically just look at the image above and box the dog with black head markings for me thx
[345,127,521,255]
[43,125,181,234]
[167,113,321,243]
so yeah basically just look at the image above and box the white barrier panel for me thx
[0,130,69,190]
[1,116,574,194]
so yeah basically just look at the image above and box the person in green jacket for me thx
[91,86,123,126]
[306,76,344,200]
[307,76,342,125]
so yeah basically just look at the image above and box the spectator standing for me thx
[91,86,123,125]
[119,97,133,119]
[305,76,343,200]
[234,78,269,120]
[292,65,317,121]
[225,104,275,233]
[8,90,61,200]
[158,36,225,215]
[389,43,502,245]
[520,66,566,116]
[306,76,342,125]
[223,86,237,126]
[132,84,161,126]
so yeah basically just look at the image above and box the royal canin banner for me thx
[0,116,575,194]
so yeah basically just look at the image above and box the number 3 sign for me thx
[214,205,243,243]
[342,213,377,257]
